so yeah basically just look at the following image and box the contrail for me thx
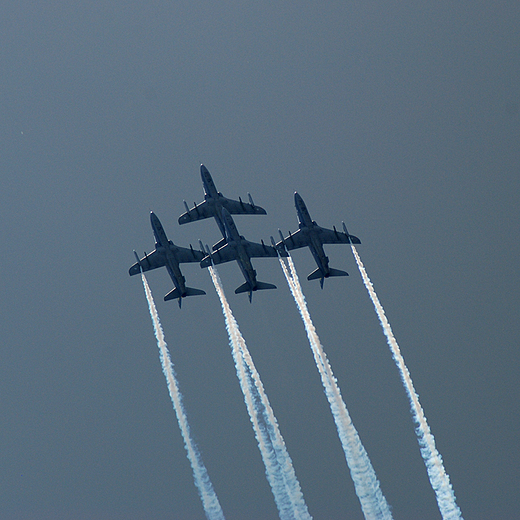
[350,245,463,520]
[208,266,312,520]
[140,273,226,520]
[279,255,393,520]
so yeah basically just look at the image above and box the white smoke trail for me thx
[279,256,393,520]
[235,329,310,520]
[350,245,463,520]
[209,270,293,519]
[208,266,312,520]
[140,273,226,520]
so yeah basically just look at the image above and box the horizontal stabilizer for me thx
[307,268,324,281]
[164,286,206,301]
[235,281,276,294]
[164,288,181,301]
[235,282,251,295]
[328,267,349,277]
[184,287,206,297]
[255,281,277,291]
[307,267,348,281]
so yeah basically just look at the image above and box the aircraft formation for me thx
[129,164,361,306]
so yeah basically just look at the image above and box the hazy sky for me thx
[1,1,519,519]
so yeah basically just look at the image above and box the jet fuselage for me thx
[201,164,221,200]
[150,212,188,296]
[221,209,258,291]
[294,193,331,278]
[200,165,228,238]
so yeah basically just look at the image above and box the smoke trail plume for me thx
[279,256,393,520]
[350,246,463,520]
[140,273,226,520]
[208,266,312,520]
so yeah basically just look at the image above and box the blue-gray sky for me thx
[1,1,519,519]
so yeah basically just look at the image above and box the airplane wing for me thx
[178,200,214,225]
[221,197,267,216]
[200,243,237,267]
[315,226,361,245]
[278,229,309,251]
[129,249,165,276]
[179,198,266,225]
[172,244,206,264]
[243,239,279,258]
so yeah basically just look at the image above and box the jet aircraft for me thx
[200,208,281,301]
[129,212,206,307]
[178,164,267,250]
[277,192,361,288]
